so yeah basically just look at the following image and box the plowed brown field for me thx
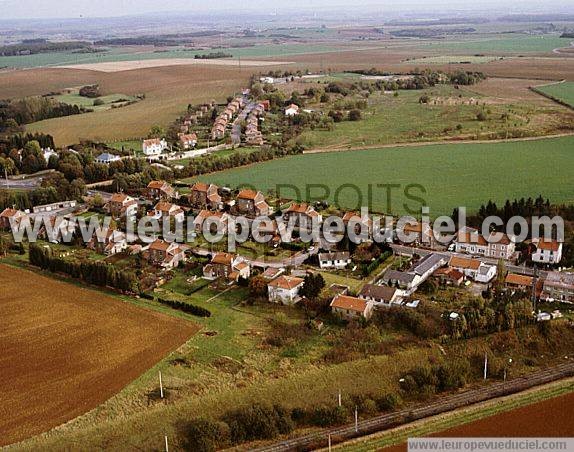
[0,264,198,446]
[384,392,574,452]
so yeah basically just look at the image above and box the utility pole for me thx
[164,435,169,452]
[532,265,538,312]
[4,168,9,190]
[483,353,488,380]
[338,390,341,407]
[328,434,332,452]
[159,371,164,399]
[354,406,358,432]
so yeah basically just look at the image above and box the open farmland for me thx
[535,81,574,108]
[193,136,574,216]
[22,64,253,145]
[427,35,573,55]
[0,264,197,446]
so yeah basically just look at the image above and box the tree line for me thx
[29,243,139,293]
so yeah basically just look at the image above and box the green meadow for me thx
[194,136,574,216]
[536,82,574,109]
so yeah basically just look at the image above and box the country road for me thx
[251,361,574,452]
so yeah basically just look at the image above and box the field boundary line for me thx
[303,132,574,155]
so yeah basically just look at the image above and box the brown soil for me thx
[0,264,198,446]
[384,392,574,452]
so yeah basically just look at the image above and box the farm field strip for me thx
[535,81,574,108]
[193,136,574,216]
[0,264,198,446]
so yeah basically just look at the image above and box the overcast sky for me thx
[1,0,573,20]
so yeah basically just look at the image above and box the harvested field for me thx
[0,264,198,446]
[22,65,254,145]
[465,77,559,105]
[59,58,293,73]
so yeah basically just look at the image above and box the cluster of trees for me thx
[0,40,90,56]
[173,145,303,180]
[29,244,139,293]
[400,359,471,398]
[375,304,444,339]
[181,392,403,451]
[300,273,326,300]
[155,297,211,317]
[194,52,233,59]
[445,292,534,340]
[79,85,101,98]
[390,27,475,38]
[0,97,85,131]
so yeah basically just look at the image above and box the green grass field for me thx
[193,136,574,216]
[295,85,552,150]
[426,35,572,54]
[53,92,137,111]
[536,82,574,109]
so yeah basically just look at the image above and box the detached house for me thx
[147,181,178,200]
[283,203,322,231]
[142,138,168,156]
[342,211,372,242]
[95,152,121,165]
[193,210,229,233]
[359,283,399,307]
[267,275,305,305]
[285,104,300,116]
[178,133,198,149]
[203,252,250,282]
[88,229,127,256]
[318,251,351,269]
[146,239,187,270]
[448,256,496,283]
[454,227,515,260]
[532,239,563,265]
[189,182,222,211]
[234,189,272,218]
[330,294,374,321]
[148,201,185,223]
[105,193,138,220]
[396,221,438,249]
[0,208,26,230]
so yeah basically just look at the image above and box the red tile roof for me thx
[330,295,369,313]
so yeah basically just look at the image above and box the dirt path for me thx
[303,132,574,155]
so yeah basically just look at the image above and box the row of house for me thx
[212,97,245,140]
[245,103,265,146]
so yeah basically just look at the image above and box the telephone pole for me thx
[531,265,538,312]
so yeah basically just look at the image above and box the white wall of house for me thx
[533,245,563,264]
[268,285,302,305]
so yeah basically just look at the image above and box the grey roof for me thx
[319,251,351,261]
[381,269,416,284]
[544,271,574,288]
[413,253,447,276]
[359,284,397,301]
[96,152,120,162]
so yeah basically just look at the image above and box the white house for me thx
[148,201,185,223]
[178,133,198,149]
[95,152,121,165]
[260,76,274,84]
[454,227,515,260]
[475,263,497,283]
[532,239,563,265]
[318,251,351,269]
[285,104,300,117]
[42,147,58,163]
[142,138,168,156]
[267,275,305,305]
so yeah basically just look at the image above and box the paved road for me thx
[252,361,574,452]
[0,176,43,190]
[232,101,257,145]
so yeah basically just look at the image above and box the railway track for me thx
[252,361,574,452]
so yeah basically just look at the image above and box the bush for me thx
[476,112,487,121]
[93,98,105,106]
[309,405,348,427]
[156,297,211,317]
[375,393,403,412]
[181,418,230,452]
[419,94,430,104]
[348,109,362,121]
[223,403,294,444]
